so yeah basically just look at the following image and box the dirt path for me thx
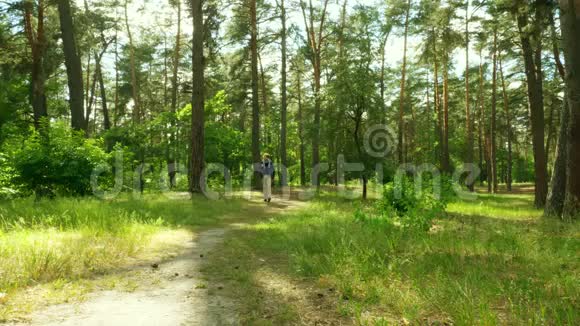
[13,196,306,326]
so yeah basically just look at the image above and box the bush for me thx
[11,122,108,197]
[0,152,19,199]
[372,175,454,231]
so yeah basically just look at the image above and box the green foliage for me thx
[369,176,455,231]
[0,153,18,199]
[11,122,108,197]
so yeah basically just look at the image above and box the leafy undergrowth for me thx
[206,193,579,325]
[0,194,256,321]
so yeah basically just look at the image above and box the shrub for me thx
[0,152,19,199]
[11,122,108,197]
[374,175,453,231]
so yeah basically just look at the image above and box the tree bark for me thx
[190,0,204,194]
[169,0,182,188]
[477,51,486,186]
[250,0,261,189]
[560,0,580,219]
[125,0,140,124]
[23,0,48,130]
[442,53,451,174]
[516,2,548,207]
[279,0,288,186]
[490,28,498,193]
[57,0,85,132]
[300,0,330,187]
[499,54,513,192]
[296,65,306,187]
[397,0,411,165]
[546,9,570,218]
[546,99,569,217]
[465,2,474,191]
[96,60,110,131]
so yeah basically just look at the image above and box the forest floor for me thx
[0,187,578,325]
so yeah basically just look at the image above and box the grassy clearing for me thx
[0,194,257,321]
[206,193,579,325]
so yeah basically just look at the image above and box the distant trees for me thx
[0,0,578,213]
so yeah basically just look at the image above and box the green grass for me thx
[448,193,543,220]
[207,193,579,325]
[0,194,260,321]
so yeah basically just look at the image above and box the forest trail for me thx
[13,195,306,326]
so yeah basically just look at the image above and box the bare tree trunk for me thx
[23,0,48,130]
[190,0,204,194]
[433,30,443,171]
[57,0,85,132]
[96,60,110,131]
[294,63,306,187]
[465,2,474,191]
[300,0,330,188]
[490,28,498,193]
[517,3,548,207]
[278,0,288,186]
[125,0,140,124]
[546,10,569,218]
[478,52,485,186]
[546,99,569,217]
[560,0,580,219]
[380,32,389,124]
[114,17,119,127]
[499,54,513,192]
[250,0,261,189]
[169,0,182,189]
[442,54,451,174]
[397,0,411,165]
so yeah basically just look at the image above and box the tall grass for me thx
[0,195,247,295]
[221,194,579,324]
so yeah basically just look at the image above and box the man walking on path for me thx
[261,154,274,202]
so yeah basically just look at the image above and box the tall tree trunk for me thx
[279,0,288,186]
[250,0,261,189]
[397,0,411,165]
[57,0,85,132]
[546,90,557,164]
[190,0,204,194]
[258,53,270,146]
[546,99,569,217]
[114,17,119,127]
[560,0,580,219]
[478,52,485,186]
[433,36,443,169]
[545,10,569,218]
[96,60,110,131]
[169,0,182,189]
[300,0,330,187]
[516,3,548,207]
[23,0,47,130]
[125,0,140,124]
[296,66,306,187]
[380,32,389,124]
[499,54,513,192]
[442,53,451,174]
[465,2,474,191]
[490,28,498,193]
